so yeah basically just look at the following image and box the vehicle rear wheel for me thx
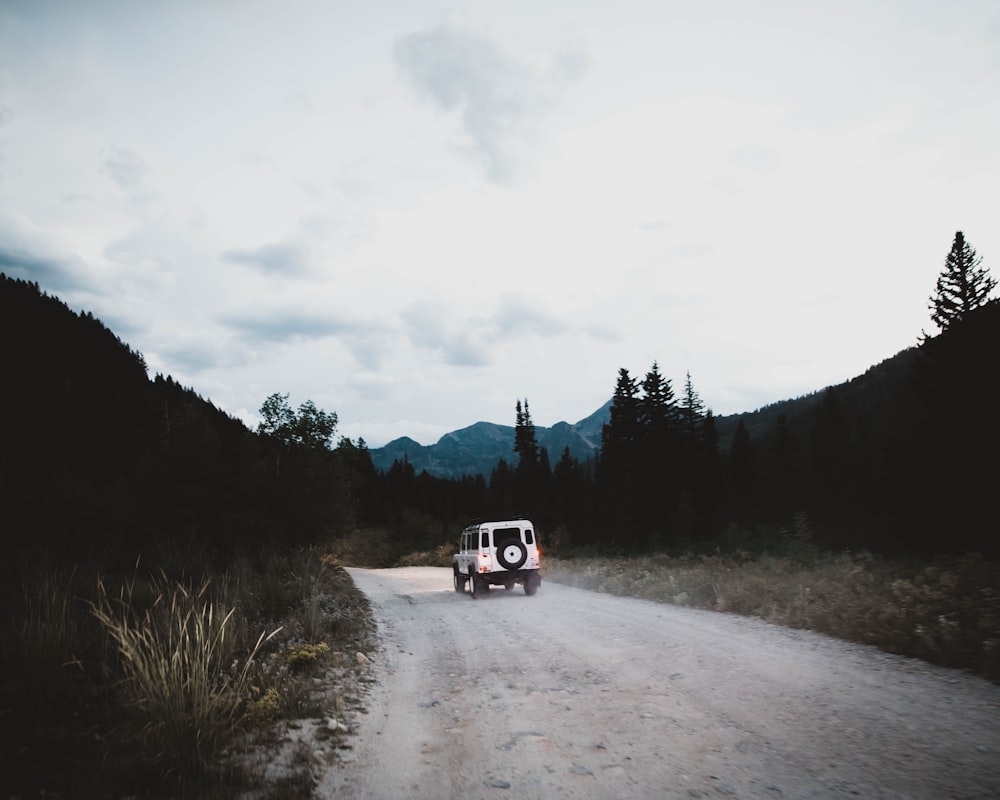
[523,571,540,596]
[469,567,479,599]
[454,569,465,593]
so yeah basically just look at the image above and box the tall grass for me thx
[543,551,1000,681]
[13,568,86,714]
[91,575,281,778]
[4,546,375,797]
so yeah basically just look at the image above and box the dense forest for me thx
[2,248,998,578]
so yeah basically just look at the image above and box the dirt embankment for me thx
[319,567,1000,800]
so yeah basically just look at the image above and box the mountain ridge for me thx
[368,340,928,479]
[370,400,611,478]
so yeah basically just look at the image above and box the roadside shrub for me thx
[397,542,454,567]
[327,527,401,568]
[245,686,282,725]
[6,547,375,797]
[91,575,281,778]
[286,641,330,669]
[544,551,1000,681]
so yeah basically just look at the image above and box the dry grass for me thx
[91,575,281,779]
[397,542,455,568]
[4,546,376,798]
[543,551,1000,681]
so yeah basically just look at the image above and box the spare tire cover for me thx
[497,538,527,570]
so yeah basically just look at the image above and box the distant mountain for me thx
[370,400,612,478]
[371,339,932,480]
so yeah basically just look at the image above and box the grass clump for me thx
[91,575,281,778]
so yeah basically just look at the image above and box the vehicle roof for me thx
[463,518,534,530]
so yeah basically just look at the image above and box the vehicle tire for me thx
[469,567,479,599]
[496,539,528,570]
[523,571,540,596]
[454,568,465,593]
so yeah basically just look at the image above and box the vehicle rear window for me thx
[493,526,520,545]
[525,529,534,545]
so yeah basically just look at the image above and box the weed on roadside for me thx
[2,545,376,798]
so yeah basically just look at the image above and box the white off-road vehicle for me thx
[453,518,541,598]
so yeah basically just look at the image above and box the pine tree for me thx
[605,369,642,447]
[929,231,997,332]
[679,371,706,458]
[597,368,641,548]
[638,362,681,545]
[513,399,539,470]
[639,362,679,440]
[513,399,543,518]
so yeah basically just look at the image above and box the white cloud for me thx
[2,0,999,447]
[393,24,584,182]
[101,145,154,203]
[222,241,311,277]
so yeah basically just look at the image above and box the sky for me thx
[2,0,998,448]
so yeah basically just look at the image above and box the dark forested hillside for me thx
[4,273,997,567]
[0,275,368,571]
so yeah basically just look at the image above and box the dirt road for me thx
[318,567,1000,799]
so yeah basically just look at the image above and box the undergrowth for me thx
[2,546,376,798]
[542,550,1000,682]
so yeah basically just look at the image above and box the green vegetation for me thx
[90,575,280,778]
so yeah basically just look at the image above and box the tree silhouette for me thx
[929,231,996,332]
[597,369,641,549]
[513,399,539,472]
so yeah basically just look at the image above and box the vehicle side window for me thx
[525,529,534,545]
[481,530,489,549]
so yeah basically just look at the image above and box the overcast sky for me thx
[2,0,998,447]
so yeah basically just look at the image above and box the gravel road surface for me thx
[318,567,1000,800]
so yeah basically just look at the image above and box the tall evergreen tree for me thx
[639,362,679,442]
[638,362,680,546]
[679,371,706,472]
[513,399,539,470]
[597,369,641,549]
[513,398,542,516]
[671,372,712,545]
[929,231,996,332]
